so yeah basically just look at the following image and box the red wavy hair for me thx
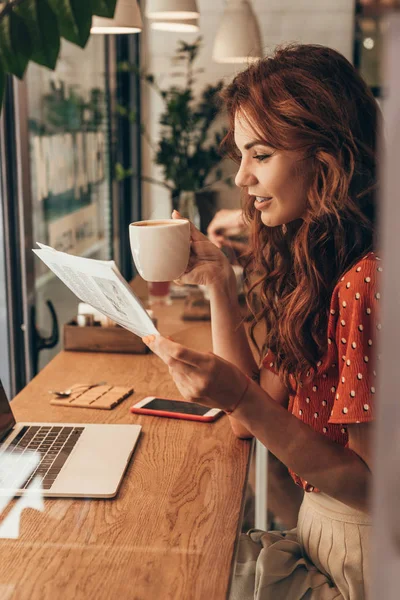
[221,44,380,391]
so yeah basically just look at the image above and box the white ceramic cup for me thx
[129,219,191,282]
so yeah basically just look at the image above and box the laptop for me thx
[0,379,142,498]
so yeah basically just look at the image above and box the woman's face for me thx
[234,112,311,228]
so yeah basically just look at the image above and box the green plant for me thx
[28,79,105,134]
[117,37,233,211]
[0,0,118,110]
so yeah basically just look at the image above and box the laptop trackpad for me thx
[48,424,141,498]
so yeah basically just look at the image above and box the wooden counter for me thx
[0,294,253,600]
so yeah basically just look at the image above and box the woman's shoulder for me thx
[328,250,382,425]
[334,251,382,297]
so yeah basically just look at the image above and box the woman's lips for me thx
[254,196,273,209]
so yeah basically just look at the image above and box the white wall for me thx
[140,0,355,220]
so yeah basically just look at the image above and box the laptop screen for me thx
[0,380,16,443]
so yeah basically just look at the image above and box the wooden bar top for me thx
[0,293,253,600]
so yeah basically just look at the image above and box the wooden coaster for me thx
[50,385,134,410]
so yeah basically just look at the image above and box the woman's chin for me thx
[260,212,284,228]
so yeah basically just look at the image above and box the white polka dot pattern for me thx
[261,252,380,491]
[329,254,380,424]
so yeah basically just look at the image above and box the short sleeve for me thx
[329,257,381,424]
[262,349,278,375]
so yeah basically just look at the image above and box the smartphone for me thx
[130,397,224,422]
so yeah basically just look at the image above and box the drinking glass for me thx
[147,281,171,306]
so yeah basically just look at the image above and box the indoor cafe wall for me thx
[141,0,355,221]
[27,35,109,265]
[31,130,105,254]
[24,35,113,371]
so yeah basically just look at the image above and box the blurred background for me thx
[0,0,384,397]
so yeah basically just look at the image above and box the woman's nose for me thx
[235,163,258,189]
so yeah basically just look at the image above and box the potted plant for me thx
[116,37,233,231]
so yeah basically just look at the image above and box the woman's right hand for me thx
[172,210,234,288]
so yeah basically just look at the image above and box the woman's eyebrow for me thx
[244,140,270,150]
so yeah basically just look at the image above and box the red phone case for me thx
[130,404,223,422]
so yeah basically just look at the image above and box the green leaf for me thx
[115,162,125,181]
[48,0,92,47]
[91,0,117,18]
[15,0,60,70]
[115,162,133,182]
[0,12,32,79]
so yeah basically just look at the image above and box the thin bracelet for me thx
[225,376,251,415]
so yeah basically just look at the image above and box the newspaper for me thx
[33,243,159,339]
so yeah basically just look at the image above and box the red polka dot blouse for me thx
[262,252,381,492]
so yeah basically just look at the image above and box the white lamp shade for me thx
[146,0,199,20]
[91,0,143,34]
[212,0,262,64]
[150,18,199,32]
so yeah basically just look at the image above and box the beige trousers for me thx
[229,491,371,600]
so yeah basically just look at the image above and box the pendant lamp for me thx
[146,0,199,20]
[212,0,262,64]
[150,18,199,32]
[91,0,143,34]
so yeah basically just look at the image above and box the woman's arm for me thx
[208,276,259,377]
[143,336,372,512]
[208,277,259,438]
[169,212,258,438]
[172,210,258,381]
[234,383,372,512]
[347,422,373,471]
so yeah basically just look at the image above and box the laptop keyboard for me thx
[1,425,84,490]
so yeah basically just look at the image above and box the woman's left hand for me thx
[142,335,250,412]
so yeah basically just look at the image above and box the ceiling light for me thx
[150,18,199,32]
[146,0,199,20]
[91,0,143,34]
[363,37,375,50]
[213,0,262,64]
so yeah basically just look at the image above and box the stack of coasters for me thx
[50,384,134,410]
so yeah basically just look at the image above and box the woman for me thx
[143,44,380,599]
[207,208,247,247]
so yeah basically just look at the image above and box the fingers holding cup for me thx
[129,218,190,282]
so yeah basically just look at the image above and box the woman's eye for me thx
[253,154,272,162]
